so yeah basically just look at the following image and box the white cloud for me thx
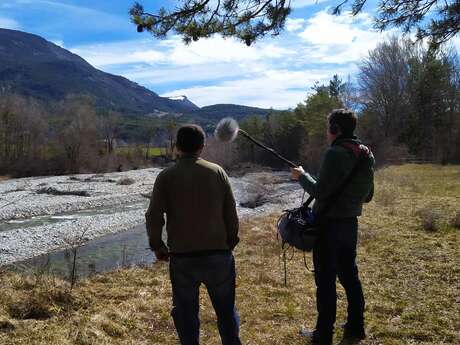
[0,17,21,30]
[163,80,305,109]
[298,10,397,63]
[70,36,297,68]
[286,18,306,32]
[51,39,64,47]
[59,8,404,109]
[162,67,352,108]
[71,40,166,67]
[157,36,296,66]
[68,31,364,108]
[123,63,248,85]
[451,36,460,52]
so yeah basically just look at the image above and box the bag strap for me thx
[303,195,315,207]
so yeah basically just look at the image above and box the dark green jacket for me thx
[299,136,374,218]
[145,155,239,253]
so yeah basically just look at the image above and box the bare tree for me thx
[0,94,48,176]
[202,136,238,169]
[358,36,413,138]
[166,118,178,159]
[57,95,98,173]
[97,110,121,154]
[144,122,160,160]
[358,37,460,163]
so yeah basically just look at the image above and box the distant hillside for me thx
[0,29,271,123]
[190,104,270,121]
[0,29,198,114]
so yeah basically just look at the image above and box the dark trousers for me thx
[313,217,365,339]
[169,253,242,345]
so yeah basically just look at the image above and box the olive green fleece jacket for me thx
[299,136,375,218]
[145,155,239,253]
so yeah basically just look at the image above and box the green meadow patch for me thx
[116,146,167,158]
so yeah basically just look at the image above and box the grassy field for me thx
[116,147,167,158]
[0,164,459,345]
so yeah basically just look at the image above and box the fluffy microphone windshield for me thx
[214,117,239,142]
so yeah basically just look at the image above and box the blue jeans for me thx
[313,217,365,341]
[169,253,242,345]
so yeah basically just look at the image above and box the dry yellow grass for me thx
[0,164,459,345]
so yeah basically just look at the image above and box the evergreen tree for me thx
[131,0,460,46]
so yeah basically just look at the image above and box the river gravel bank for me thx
[0,168,304,266]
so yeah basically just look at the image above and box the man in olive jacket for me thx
[145,124,242,345]
[291,109,374,345]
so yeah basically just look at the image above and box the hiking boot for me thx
[299,328,332,345]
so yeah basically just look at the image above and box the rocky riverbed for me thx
[0,168,305,266]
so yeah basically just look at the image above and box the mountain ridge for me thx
[0,28,270,121]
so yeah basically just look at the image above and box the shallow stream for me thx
[0,202,146,232]
[2,170,302,279]
[11,224,153,278]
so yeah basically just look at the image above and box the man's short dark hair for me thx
[328,109,357,136]
[176,124,206,153]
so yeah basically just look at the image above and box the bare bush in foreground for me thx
[450,212,460,229]
[416,207,441,231]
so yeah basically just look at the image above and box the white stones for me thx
[0,168,305,267]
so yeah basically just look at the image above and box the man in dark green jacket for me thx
[291,109,374,345]
[146,124,241,345]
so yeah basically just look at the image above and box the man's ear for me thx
[196,144,205,155]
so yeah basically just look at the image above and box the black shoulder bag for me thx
[277,155,364,252]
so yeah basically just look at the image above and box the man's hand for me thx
[291,166,305,180]
[154,247,169,262]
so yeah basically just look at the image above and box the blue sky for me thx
[1,0,452,109]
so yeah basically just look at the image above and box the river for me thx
[0,168,304,278]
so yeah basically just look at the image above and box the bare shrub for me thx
[375,187,395,207]
[357,223,377,246]
[8,297,53,320]
[202,137,239,170]
[4,270,79,323]
[0,319,15,332]
[117,177,135,185]
[450,212,460,229]
[416,207,441,231]
[63,227,90,291]
[371,138,410,166]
